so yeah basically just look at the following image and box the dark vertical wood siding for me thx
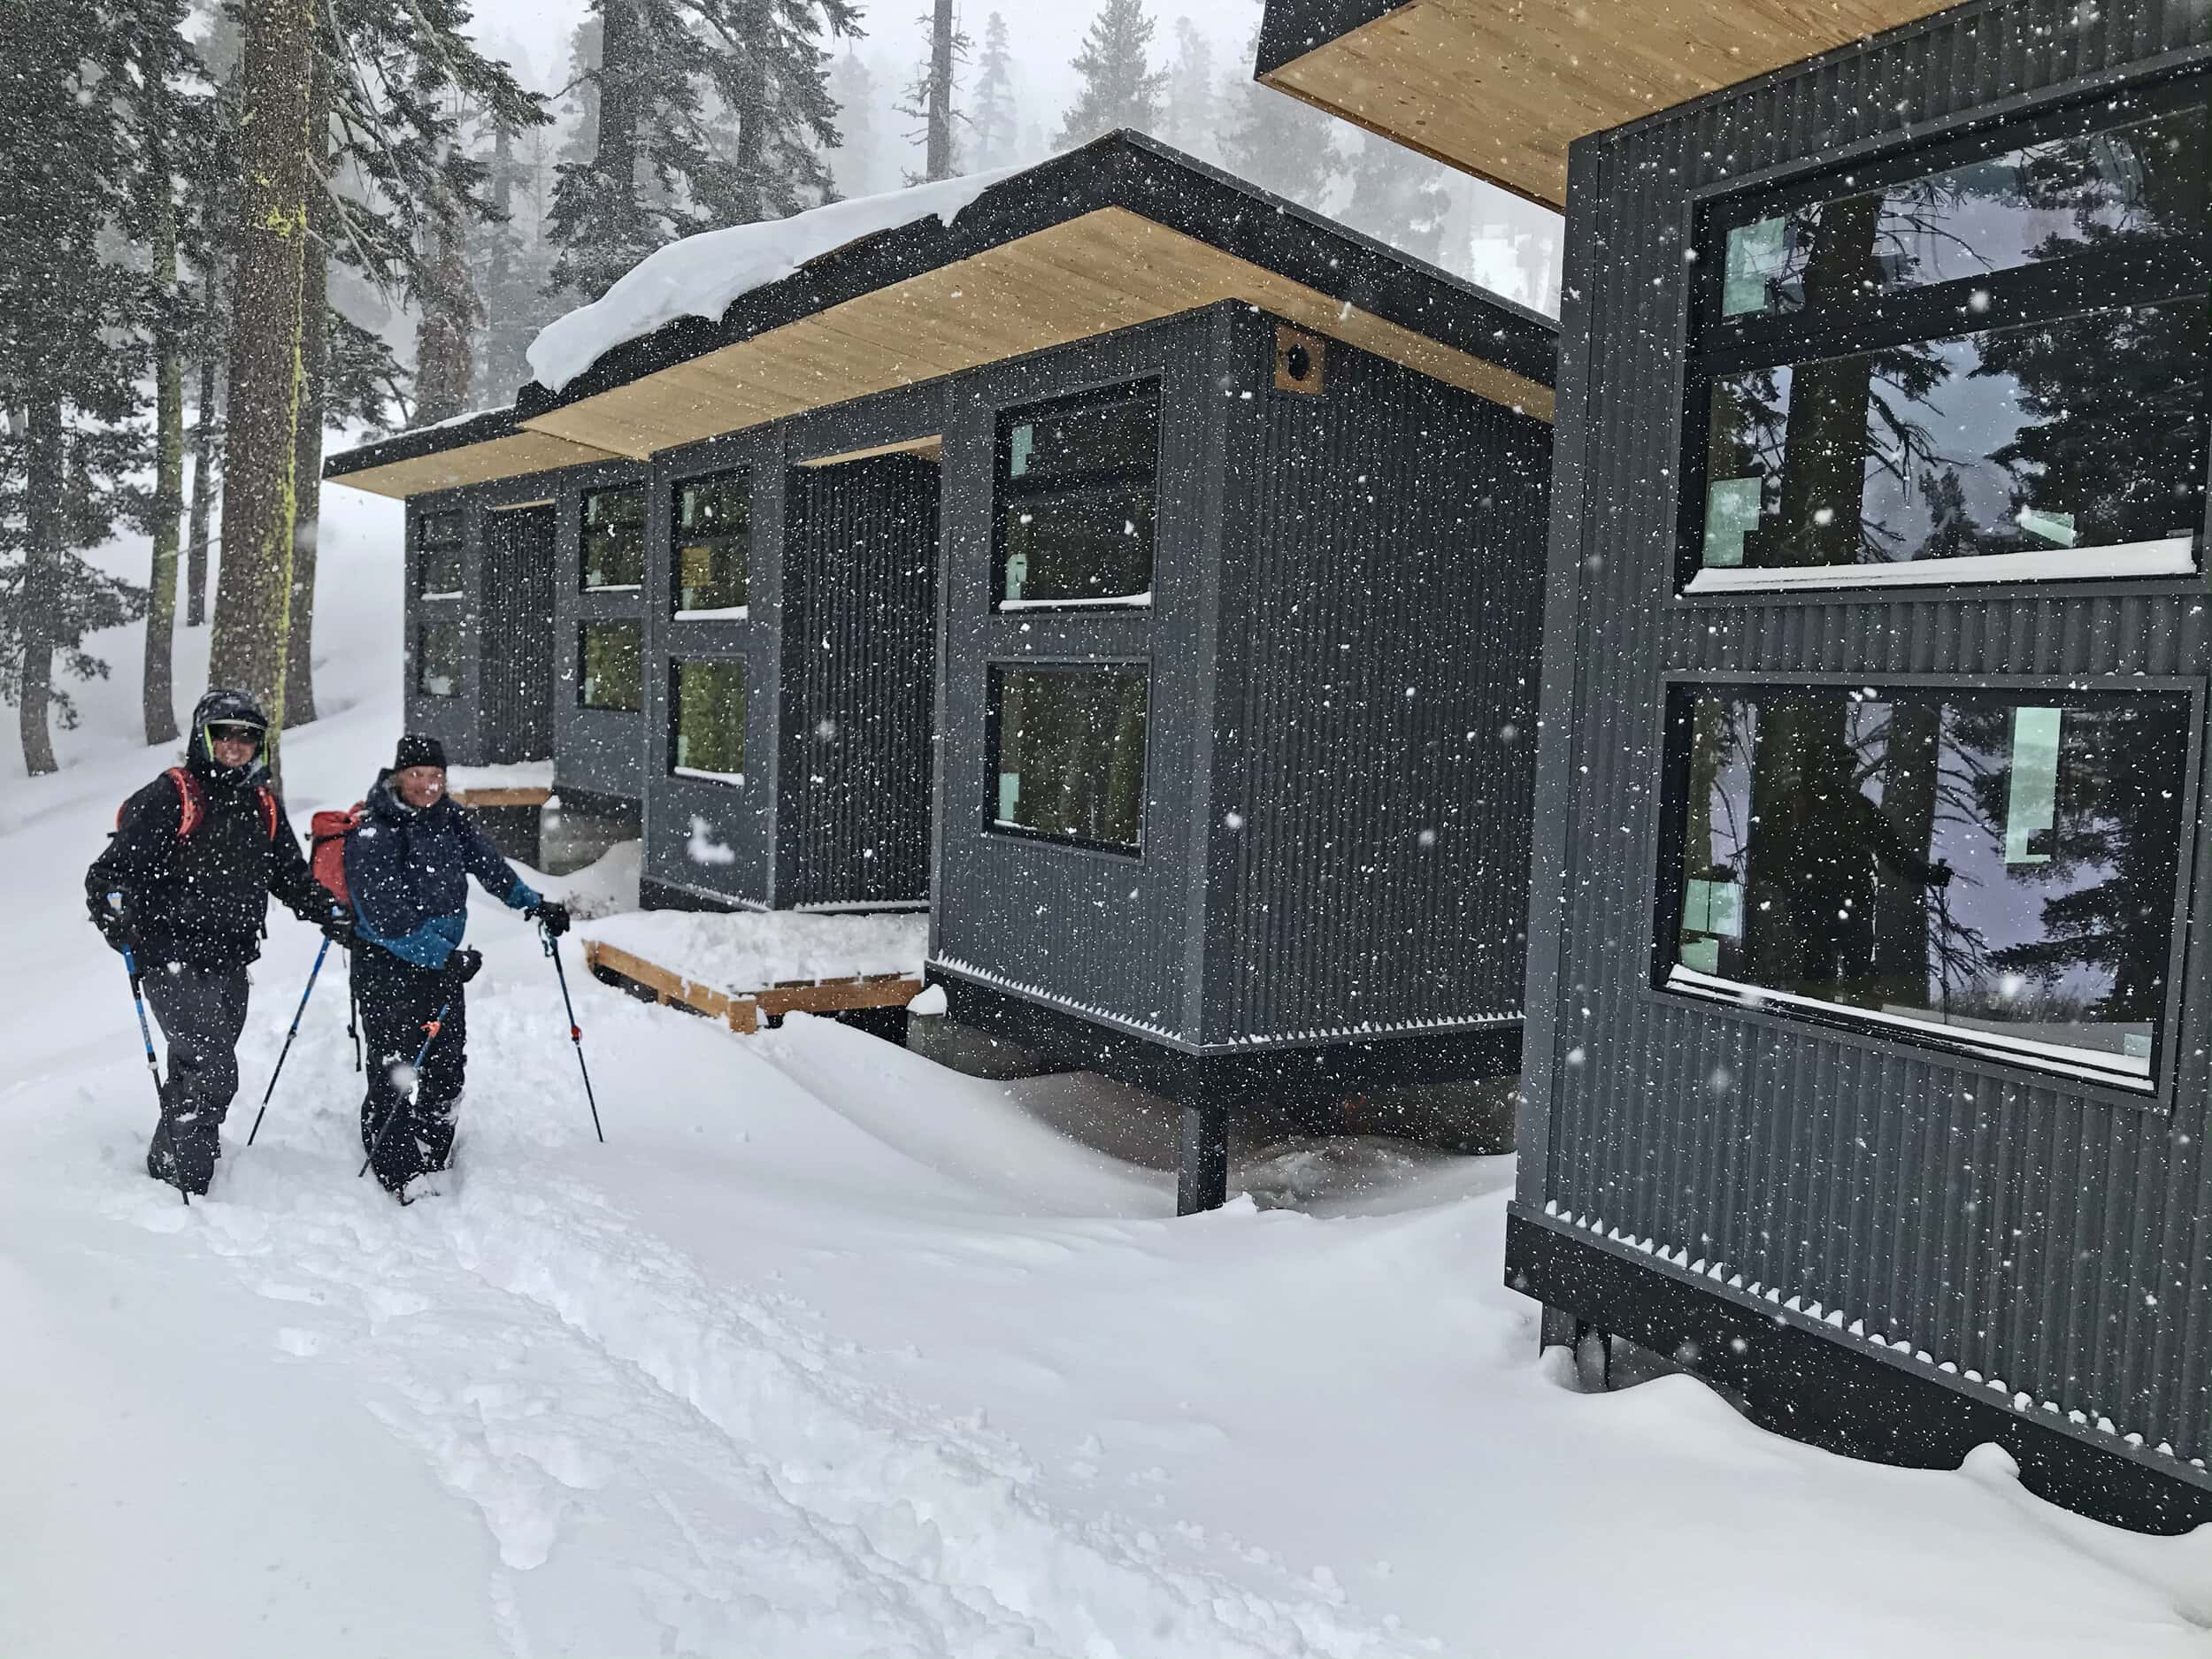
[778,453,939,907]
[1530,0,2212,1478]
[1212,338,1548,1044]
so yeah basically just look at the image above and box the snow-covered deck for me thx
[579,908,927,1033]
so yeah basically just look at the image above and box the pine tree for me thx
[208,0,315,750]
[549,0,860,304]
[1159,19,1215,161]
[0,3,150,774]
[474,116,561,397]
[1055,0,1165,150]
[1218,32,1339,206]
[969,14,1015,171]
[1340,130,1450,267]
[896,0,967,184]
[824,48,887,199]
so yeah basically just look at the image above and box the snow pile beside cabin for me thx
[580,906,926,992]
[527,166,1020,394]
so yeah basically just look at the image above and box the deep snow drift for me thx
[2,487,2208,1657]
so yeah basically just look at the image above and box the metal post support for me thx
[1175,1101,1230,1216]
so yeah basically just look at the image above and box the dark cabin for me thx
[1259,0,2212,1532]
[326,132,1556,1207]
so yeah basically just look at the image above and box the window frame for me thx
[982,659,1152,858]
[575,618,644,714]
[666,655,749,787]
[670,467,751,619]
[1675,71,2212,599]
[1645,667,2206,1107]
[414,508,466,599]
[579,482,649,594]
[990,379,1163,612]
[412,607,465,701]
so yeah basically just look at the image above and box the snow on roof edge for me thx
[526,166,1025,396]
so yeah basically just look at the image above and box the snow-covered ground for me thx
[3,483,2209,1657]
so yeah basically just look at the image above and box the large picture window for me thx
[1663,680,2192,1089]
[581,485,646,590]
[1687,83,2209,593]
[672,658,746,783]
[673,472,749,616]
[994,382,1159,608]
[415,611,462,699]
[578,621,641,712]
[987,664,1148,852]
[416,510,465,597]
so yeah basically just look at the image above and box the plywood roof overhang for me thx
[1255,0,1960,207]
[508,131,1556,460]
[324,413,623,500]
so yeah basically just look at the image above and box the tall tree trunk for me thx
[925,0,955,181]
[209,0,313,765]
[184,341,218,627]
[142,73,184,747]
[412,208,475,425]
[283,49,331,728]
[18,400,65,777]
[597,0,642,210]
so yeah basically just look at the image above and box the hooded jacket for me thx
[86,693,327,969]
[343,769,541,970]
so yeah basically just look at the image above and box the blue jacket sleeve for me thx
[459,810,537,910]
[343,818,461,967]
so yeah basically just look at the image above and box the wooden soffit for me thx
[327,430,623,499]
[517,204,1552,461]
[1260,0,1957,206]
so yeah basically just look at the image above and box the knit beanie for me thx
[393,733,448,772]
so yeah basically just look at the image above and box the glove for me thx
[319,909,357,949]
[444,947,483,985]
[91,890,134,952]
[529,900,572,938]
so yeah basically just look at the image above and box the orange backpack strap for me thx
[256,785,280,841]
[165,767,204,838]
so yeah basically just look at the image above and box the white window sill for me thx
[419,590,465,602]
[674,605,749,621]
[583,582,644,595]
[1683,537,2196,595]
[1664,963,2154,1090]
[998,591,1153,611]
[674,765,746,787]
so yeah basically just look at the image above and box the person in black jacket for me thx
[86,688,355,1194]
[344,734,569,1199]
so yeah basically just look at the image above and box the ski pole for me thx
[248,937,330,1146]
[358,995,455,1180]
[119,942,188,1207]
[542,926,604,1143]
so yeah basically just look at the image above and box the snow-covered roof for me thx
[527,169,1021,396]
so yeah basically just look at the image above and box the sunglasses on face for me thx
[206,723,264,745]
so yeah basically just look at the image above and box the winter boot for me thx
[147,1115,218,1197]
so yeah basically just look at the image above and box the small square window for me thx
[994,383,1159,608]
[987,664,1148,852]
[581,486,646,590]
[415,611,463,699]
[672,658,746,783]
[417,510,465,597]
[673,472,749,615]
[578,621,641,712]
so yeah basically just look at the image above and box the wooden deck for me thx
[581,938,921,1035]
[449,784,553,810]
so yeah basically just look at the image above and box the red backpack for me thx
[310,803,366,908]
[122,766,280,842]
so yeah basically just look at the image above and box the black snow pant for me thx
[356,945,467,1194]
[138,964,251,1195]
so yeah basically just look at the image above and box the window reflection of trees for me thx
[1705,102,2207,572]
[1675,686,2186,1075]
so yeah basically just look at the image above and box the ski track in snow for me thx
[94,1097,1418,1659]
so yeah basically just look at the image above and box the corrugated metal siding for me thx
[1535,0,2212,1467]
[479,505,556,763]
[779,454,939,907]
[1217,340,1548,1042]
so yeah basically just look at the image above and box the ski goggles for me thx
[204,721,265,748]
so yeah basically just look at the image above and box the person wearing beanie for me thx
[85,687,355,1195]
[342,733,570,1199]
